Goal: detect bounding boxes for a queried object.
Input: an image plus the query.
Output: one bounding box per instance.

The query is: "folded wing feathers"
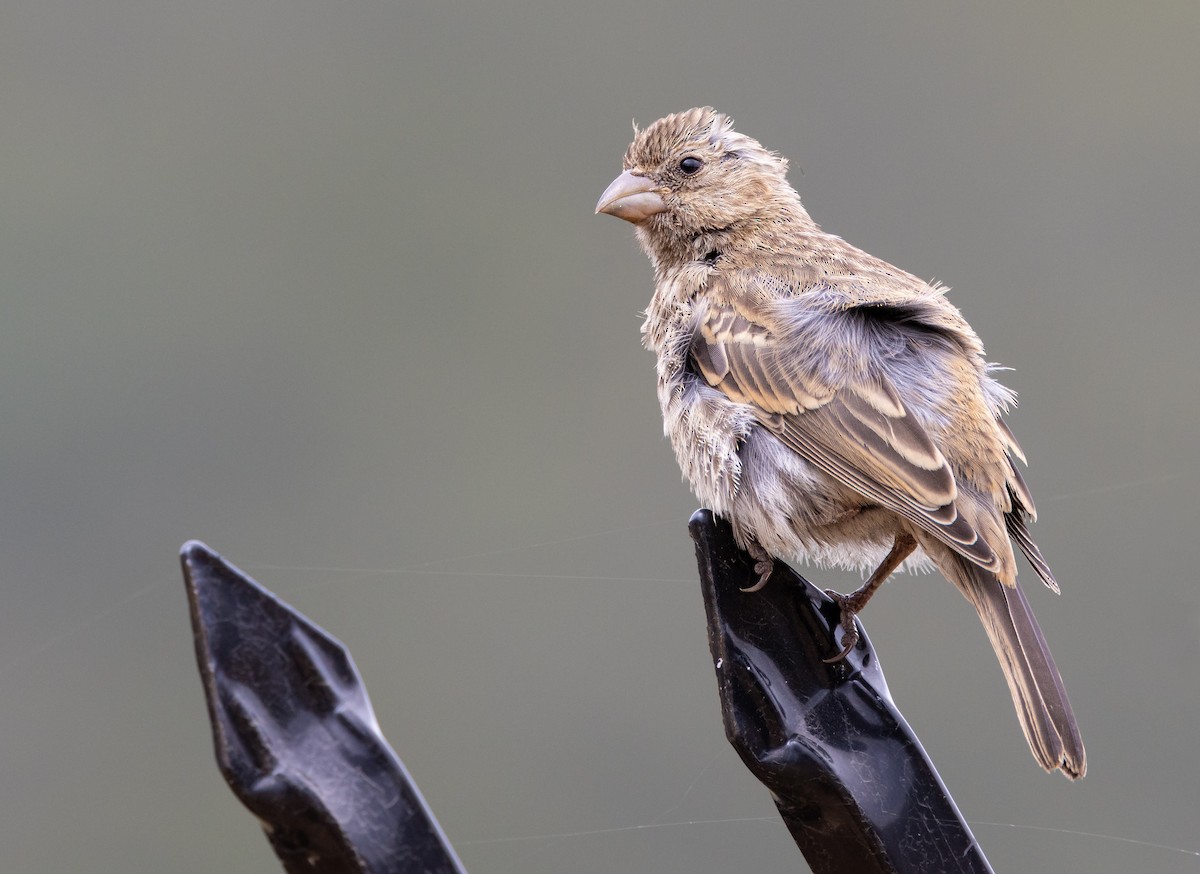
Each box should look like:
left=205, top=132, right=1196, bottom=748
left=1007, top=511, right=1060, bottom=593
left=692, top=301, right=1017, bottom=576
left=1005, top=453, right=1038, bottom=522
left=840, top=384, right=950, bottom=473
left=773, top=416, right=1000, bottom=571
left=996, top=416, right=1029, bottom=466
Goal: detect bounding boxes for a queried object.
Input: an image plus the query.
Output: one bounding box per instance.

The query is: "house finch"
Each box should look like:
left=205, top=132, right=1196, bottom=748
left=596, top=107, right=1085, bottom=779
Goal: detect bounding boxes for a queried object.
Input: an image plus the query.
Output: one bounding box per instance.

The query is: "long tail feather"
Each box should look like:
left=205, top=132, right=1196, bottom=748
left=953, top=556, right=1086, bottom=778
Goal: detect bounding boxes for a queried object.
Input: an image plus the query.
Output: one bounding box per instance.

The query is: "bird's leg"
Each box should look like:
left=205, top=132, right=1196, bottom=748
left=741, top=539, right=775, bottom=593
left=823, top=533, right=917, bottom=663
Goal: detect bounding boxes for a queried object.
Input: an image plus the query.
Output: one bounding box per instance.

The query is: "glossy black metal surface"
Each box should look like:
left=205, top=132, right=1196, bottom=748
left=181, top=540, right=468, bottom=874
left=689, top=510, right=994, bottom=874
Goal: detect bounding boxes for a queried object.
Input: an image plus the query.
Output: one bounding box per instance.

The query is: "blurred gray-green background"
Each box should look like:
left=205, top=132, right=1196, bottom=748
left=2, top=1, right=1197, bottom=871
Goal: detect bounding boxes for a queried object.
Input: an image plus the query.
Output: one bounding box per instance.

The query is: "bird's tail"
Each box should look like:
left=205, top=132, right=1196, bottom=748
left=953, top=556, right=1086, bottom=779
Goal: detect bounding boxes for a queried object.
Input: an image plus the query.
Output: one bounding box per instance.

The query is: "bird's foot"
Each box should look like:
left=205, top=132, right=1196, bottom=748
left=741, top=540, right=774, bottom=593
left=822, top=589, right=868, bottom=663
left=819, top=533, right=914, bottom=663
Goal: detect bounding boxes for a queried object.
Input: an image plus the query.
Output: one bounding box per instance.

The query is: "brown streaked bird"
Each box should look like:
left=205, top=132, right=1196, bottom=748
left=596, top=107, right=1085, bottom=779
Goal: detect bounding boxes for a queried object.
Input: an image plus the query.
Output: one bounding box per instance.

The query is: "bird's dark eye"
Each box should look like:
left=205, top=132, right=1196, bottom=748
left=679, top=156, right=703, bottom=176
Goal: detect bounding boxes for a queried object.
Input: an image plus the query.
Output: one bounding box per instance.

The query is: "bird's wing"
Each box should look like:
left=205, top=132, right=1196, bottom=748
left=691, top=296, right=1003, bottom=573
left=1002, top=446, right=1060, bottom=592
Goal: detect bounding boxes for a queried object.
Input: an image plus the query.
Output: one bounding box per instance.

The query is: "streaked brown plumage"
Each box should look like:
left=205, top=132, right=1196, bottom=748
left=596, top=107, right=1085, bottom=779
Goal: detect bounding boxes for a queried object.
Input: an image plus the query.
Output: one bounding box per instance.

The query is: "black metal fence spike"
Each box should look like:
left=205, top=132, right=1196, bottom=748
left=182, top=519, right=995, bottom=873
left=181, top=540, right=468, bottom=874
left=688, top=509, right=994, bottom=874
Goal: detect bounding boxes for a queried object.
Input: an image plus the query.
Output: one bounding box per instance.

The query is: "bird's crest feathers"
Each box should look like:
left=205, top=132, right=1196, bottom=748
left=624, top=107, right=787, bottom=178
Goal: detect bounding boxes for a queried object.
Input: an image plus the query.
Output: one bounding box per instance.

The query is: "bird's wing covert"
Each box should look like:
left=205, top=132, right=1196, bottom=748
left=691, top=297, right=1001, bottom=572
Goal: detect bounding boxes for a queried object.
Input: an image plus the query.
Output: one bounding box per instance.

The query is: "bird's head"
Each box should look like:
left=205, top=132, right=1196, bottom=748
left=596, top=107, right=801, bottom=262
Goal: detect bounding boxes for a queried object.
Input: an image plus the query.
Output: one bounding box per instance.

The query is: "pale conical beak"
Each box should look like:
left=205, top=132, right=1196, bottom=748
left=595, top=170, right=667, bottom=224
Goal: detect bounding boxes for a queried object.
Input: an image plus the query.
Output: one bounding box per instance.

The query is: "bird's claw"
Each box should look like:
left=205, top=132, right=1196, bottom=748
left=739, top=547, right=777, bottom=593
left=822, top=589, right=863, bottom=663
